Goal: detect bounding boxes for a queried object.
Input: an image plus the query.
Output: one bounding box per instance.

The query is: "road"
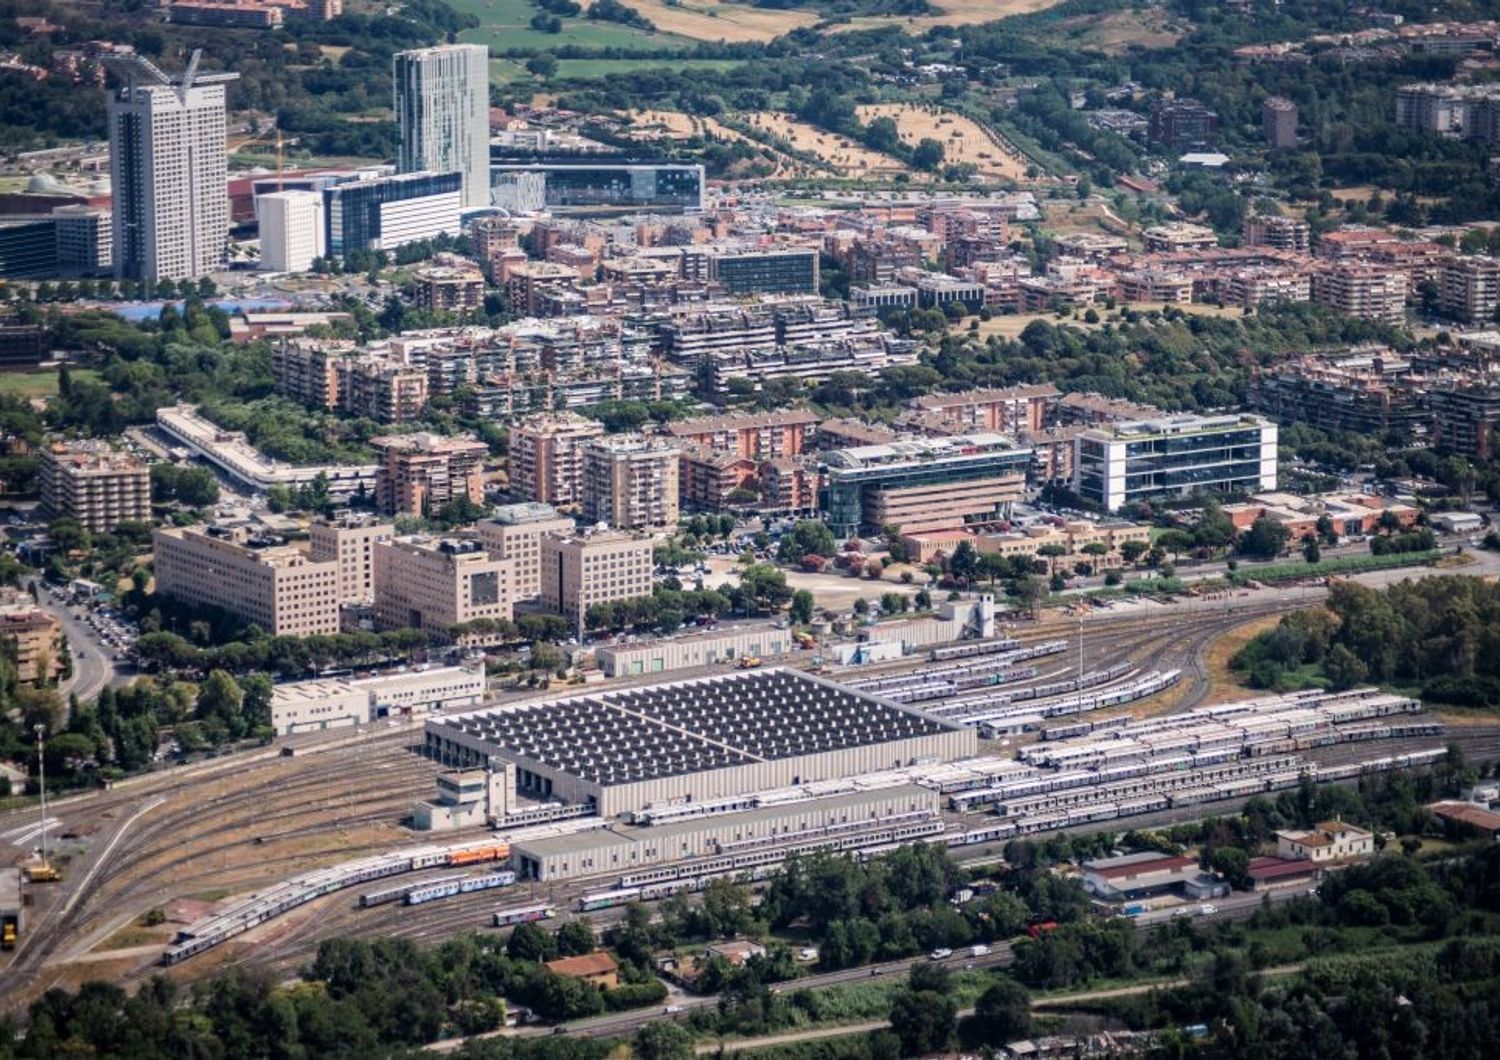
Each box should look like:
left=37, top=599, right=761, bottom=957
left=33, top=593, right=124, bottom=710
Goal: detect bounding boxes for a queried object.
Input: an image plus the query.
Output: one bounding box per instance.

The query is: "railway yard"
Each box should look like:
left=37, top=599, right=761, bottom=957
left=2, top=595, right=1497, bottom=1011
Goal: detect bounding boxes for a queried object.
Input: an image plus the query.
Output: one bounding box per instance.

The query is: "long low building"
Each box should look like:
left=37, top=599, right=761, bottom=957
left=595, top=625, right=795, bottom=677
left=424, top=668, right=975, bottom=817
left=510, top=784, right=939, bottom=881
left=156, top=404, right=378, bottom=499
left=271, top=665, right=486, bottom=736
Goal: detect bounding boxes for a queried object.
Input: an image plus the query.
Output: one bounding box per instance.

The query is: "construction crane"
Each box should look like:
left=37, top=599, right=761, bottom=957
left=232, top=127, right=301, bottom=187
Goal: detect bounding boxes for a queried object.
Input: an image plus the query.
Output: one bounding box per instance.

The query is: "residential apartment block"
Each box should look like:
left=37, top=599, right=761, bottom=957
left=508, top=413, right=606, bottom=506
left=373, top=536, right=515, bottom=634
left=911, top=384, right=1059, bottom=435
left=540, top=530, right=654, bottom=632
left=582, top=435, right=681, bottom=530
left=153, top=525, right=341, bottom=636
left=1438, top=255, right=1500, bottom=322
left=0, top=591, right=62, bottom=683
left=1431, top=386, right=1500, bottom=459
left=475, top=502, right=575, bottom=601
left=1311, top=262, right=1408, bottom=325
left=372, top=433, right=488, bottom=516
left=38, top=441, right=151, bottom=534
left=665, top=409, right=818, bottom=459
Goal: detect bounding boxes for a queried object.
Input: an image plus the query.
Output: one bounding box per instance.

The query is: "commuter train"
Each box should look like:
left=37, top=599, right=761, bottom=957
left=494, top=903, right=557, bottom=928
left=162, top=840, right=512, bottom=965
left=406, top=869, right=518, bottom=906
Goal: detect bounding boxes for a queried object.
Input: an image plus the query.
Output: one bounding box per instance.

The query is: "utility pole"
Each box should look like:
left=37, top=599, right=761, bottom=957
left=33, top=724, right=47, bottom=866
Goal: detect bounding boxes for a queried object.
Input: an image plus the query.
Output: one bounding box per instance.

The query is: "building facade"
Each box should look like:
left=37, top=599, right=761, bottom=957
left=37, top=441, right=151, bottom=534
left=258, top=190, right=325, bottom=273
left=581, top=435, right=681, bottom=530
left=153, top=525, right=341, bottom=636
left=489, top=160, right=705, bottom=214
left=1262, top=96, right=1298, bottom=148
left=323, top=171, right=462, bottom=259
left=540, top=530, right=653, bottom=631
left=393, top=44, right=490, bottom=210
left=508, top=413, right=605, bottom=506
left=1074, top=414, right=1278, bottom=511
left=307, top=514, right=394, bottom=605
left=372, top=432, right=488, bottom=516
left=373, top=536, right=515, bottom=634
left=475, top=502, right=575, bottom=601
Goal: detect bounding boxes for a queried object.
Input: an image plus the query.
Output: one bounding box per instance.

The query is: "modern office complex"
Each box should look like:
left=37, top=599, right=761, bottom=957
left=307, top=514, right=395, bottom=605
left=324, top=171, right=462, bottom=259
left=539, top=529, right=654, bottom=633
left=52, top=205, right=113, bottom=275
left=1073, top=414, right=1279, bottom=511
left=37, top=441, right=152, bottom=534
left=105, top=52, right=237, bottom=280
left=153, top=525, right=342, bottom=637
left=822, top=433, right=1034, bottom=536
left=372, top=536, right=515, bottom=634
left=258, top=190, right=325, bottom=273
left=489, top=158, right=705, bottom=214
left=424, top=668, right=972, bottom=819
left=393, top=44, right=490, bottom=210
left=475, top=503, right=575, bottom=602
left=708, top=247, right=819, bottom=296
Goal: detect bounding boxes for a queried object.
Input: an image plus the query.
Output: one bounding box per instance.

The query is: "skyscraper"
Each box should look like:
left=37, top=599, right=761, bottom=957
left=393, top=44, right=490, bottom=211
left=105, top=51, right=237, bottom=281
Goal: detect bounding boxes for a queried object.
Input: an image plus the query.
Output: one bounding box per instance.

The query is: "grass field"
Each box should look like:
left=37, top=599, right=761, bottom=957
left=744, top=111, right=907, bottom=177
left=557, top=57, right=751, bottom=77
left=830, top=0, right=1067, bottom=33
left=451, top=0, right=692, bottom=54
left=1053, top=7, right=1185, bottom=54
left=0, top=368, right=99, bottom=400
left=608, top=0, right=819, bottom=42
left=854, top=102, right=1029, bottom=179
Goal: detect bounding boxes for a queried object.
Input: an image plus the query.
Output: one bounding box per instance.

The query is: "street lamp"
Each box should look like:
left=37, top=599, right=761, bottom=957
left=33, top=723, right=47, bottom=867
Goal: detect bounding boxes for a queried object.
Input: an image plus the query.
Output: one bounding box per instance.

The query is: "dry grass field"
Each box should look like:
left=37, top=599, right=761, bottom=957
left=608, top=0, right=819, bottom=42
left=1052, top=7, right=1184, bottom=54
left=830, top=0, right=1066, bottom=33
left=630, top=109, right=800, bottom=176
left=855, top=102, right=1029, bottom=179
left=744, top=111, right=908, bottom=177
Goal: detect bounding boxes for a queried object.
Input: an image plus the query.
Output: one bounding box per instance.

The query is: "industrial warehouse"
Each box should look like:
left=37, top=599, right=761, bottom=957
left=423, top=668, right=976, bottom=818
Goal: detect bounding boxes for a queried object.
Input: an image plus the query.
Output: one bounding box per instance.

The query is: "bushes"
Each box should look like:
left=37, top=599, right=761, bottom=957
left=602, top=980, right=667, bottom=1011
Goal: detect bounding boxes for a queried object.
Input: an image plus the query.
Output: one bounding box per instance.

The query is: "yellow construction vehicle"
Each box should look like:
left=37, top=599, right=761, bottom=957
left=736, top=656, right=763, bottom=669
left=23, top=860, right=60, bottom=883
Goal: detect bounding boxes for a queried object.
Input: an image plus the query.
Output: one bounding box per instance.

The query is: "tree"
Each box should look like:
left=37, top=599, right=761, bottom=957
left=890, top=980, right=956, bottom=1056
left=1208, top=846, right=1252, bottom=889
left=1302, top=533, right=1322, bottom=564
left=634, top=1021, right=694, bottom=1060
left=949, top=540, right=980, bottom=588
left=789, top=589, right=814, bottom=625
left=195, top=670, right=243, bottom=741
left=912, top=138, right=946, bottom=171
left=776, top=520, right=836, bottom=563
left=738, top=564, right=792, bottom=615
left=962, top=977, right=1032, bottom=1048
left=1239, top=516, right=1292, bottom=560
left=1119, top=539, right=1150, bottom=566
left=507, top=921, right=557, bottom=962
left=525, top=55, right=558, bottom=78
left=555, top=919, right=596, bottom=957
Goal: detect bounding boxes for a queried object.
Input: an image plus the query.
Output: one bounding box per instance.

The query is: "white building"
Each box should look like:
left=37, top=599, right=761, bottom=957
left=393, top=43, right=490, bottom=210
left=257, top=190, right=325, bottom=273
left=270, top=664, right=486, bottom=736
left=1275, top=820, right=1374, bottom=863
left=106, top=52, right=237, bottom=281
left=53, top=205, right=112, bottom=275
left=1074, top=413, right=1279, bottom=512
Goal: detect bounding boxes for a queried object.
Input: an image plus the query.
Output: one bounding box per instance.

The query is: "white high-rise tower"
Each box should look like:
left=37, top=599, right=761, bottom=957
left=105, top=51, right=238, bottom=282
left=393, top=43, right=490, bottom=211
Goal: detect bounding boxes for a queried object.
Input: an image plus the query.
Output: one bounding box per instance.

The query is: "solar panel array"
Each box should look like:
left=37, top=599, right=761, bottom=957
left=433, top=669, right=954, bottom=787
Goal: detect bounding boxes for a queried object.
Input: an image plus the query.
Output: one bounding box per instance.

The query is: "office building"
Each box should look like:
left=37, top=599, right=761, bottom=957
left=307, top=514, right=394, bottom=604
left=822, top=433, right=1033, bottom=536
left=475, top=502, right=574, bottom=601
left=582, top=435, right=680, bottom=530
left=165, top=2, right=284, bottom=28
left=489, top=159, right=705, bottom=214
left=372, top=432, right=488, bottom=516
left=323, top=170, right=461, bottom=259
left=393, top=44, right=490, bottom=210
left=52, top=205, right=112, bottom=275
left=1439, top=255, right=1500, bottom=322
left=37, top=441, right=151, bottom=534
left=1262, top=96, right=1298, bottom=148
left=1074, top=413, right=1278, bottom=511
left=373, top=536, right=515, bottom=634
left=107, top=52, right=237, bottom=281
left=153, top=524, right=341, bottom=636
left=1147, top=98, right=1218, bottom=151
left=0, top=326, right=48, bottom=370
left=258, top=190, right=325, bottom=273
left=539, top=529, right=653, bottom=632
left=508, top=413, right=605, bottom=506
left=708, top=246, right=819, bottom=296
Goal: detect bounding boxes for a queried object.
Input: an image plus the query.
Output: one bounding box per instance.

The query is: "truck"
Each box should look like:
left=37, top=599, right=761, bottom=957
left=969, top=944, right=992, bottom=957
left=736, top=656, right=762, bottom=669
left=1121, top=903, right=1147, bottom=918
left=1026, top=921, right=1060, bottom=938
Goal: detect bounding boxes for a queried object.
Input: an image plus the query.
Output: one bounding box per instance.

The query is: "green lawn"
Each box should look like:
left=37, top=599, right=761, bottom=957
left=450, top=0, right=693, bottom=56
left=555, top=57, right=750, bottom=78
left=0, top=368, right=99, bottom=400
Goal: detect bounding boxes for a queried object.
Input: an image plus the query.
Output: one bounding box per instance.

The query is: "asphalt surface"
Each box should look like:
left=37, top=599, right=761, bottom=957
left=36, top=596, right=124, bottom=709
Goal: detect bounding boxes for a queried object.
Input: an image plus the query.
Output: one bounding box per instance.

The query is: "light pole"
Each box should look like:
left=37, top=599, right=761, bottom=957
left=33, top=724, right=47, bottom=866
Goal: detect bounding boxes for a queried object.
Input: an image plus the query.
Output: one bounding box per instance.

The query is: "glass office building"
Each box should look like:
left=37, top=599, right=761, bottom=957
left=1074, top=414, right=1278, bottom=511
left=822, top=433, right=1034, bottom=536
left=323, top=171, right=462, bottom=258
left=710, top=248, right=819, bottom=297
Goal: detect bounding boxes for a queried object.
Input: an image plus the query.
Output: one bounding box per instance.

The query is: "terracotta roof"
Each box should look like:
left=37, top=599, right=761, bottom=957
left=1432, top=802, right=1500, bottom=832
left=544, top=952, right=618, bottom=978
left=1088, top=855, right=1196, bottom=880
left=1248, top=856, right=1318, bottom=880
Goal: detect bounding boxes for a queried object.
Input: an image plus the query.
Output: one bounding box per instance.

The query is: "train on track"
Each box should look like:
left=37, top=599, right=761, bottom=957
left=494, top=903, right=557, bottom=928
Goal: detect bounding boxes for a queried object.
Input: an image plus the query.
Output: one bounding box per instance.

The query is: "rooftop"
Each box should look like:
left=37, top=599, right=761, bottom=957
left=1247, top=856, right=1320, bottom=880
left=1431, top=801, right=1500, bottom=832
left=823, top=432, right=1029, bottom=471
left=429, top=669, right=957, bottom=788
left=544, top=952, right=618, bottom=978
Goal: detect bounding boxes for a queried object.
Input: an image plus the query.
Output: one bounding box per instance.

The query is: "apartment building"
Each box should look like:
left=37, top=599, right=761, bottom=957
left=308, top=514, right=394, bottom=605
left=540, top=530, right=654, bottom=632
left=505, top=261, right=579, bottom=315
left=1431, top=386, right=1500, bottom=459
left=707, top=246, right=819, bottom=296
left=1249, top=352, right=1429, bottom=441
left=414, top=261, right=485, bottom=312
left=1262, top=97, right=1298, bottom=148
left=1074, top=414, right=1278, bottom=512
left=679, top=445, right=758, bottom=511
left=1439, top=255, right=1500, bottom=322
left=1311, top=263, right=1408, bottom=325
left=1223, top=267, right=1312, bottom=308
left=823, top=433, right=1034, bottom=536
left=1242, top=215, right=1310, bottom=253
left=1147, top=98, right=1218, bottom=150
left=38, top=441, right=152, bottom=534
left=1142, top=223, right=1218, bottom=253
left=0, top=591, right=62, bottom=683
left=271, top=339, right=346, bottom=409
left=582, top=435, right=681, bottom=530
left=153, top=525, right=341, bottom=636
left=372, top=433, right=488, bottom=516
left=665, top=409, right=819, bottom=459
left=393, top=44, right=490, bottom=210
left=508, top=413, right=606, bottom=506
left=475, top=502, right=575, bottom=601
left=374, top=536, right=515, bottom=635
left=911, top=384, right=1059, bottom=435
left=760, top=456, right=821, bottom=515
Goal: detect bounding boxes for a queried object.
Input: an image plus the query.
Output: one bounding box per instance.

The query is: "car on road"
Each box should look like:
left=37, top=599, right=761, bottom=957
left=869, top=966, right=886, bottom=976
left=928, top=948, right=953, bottom=961
left=1199, top=904, right=1218, bottom=916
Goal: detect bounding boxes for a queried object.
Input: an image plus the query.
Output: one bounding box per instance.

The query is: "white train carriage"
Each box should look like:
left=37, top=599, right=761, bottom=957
left=494, top=904, right=557, bottom=928
left=1386, top=720, right=1444, bottom=738
left=1116, top=795, right=1171, bottom=816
